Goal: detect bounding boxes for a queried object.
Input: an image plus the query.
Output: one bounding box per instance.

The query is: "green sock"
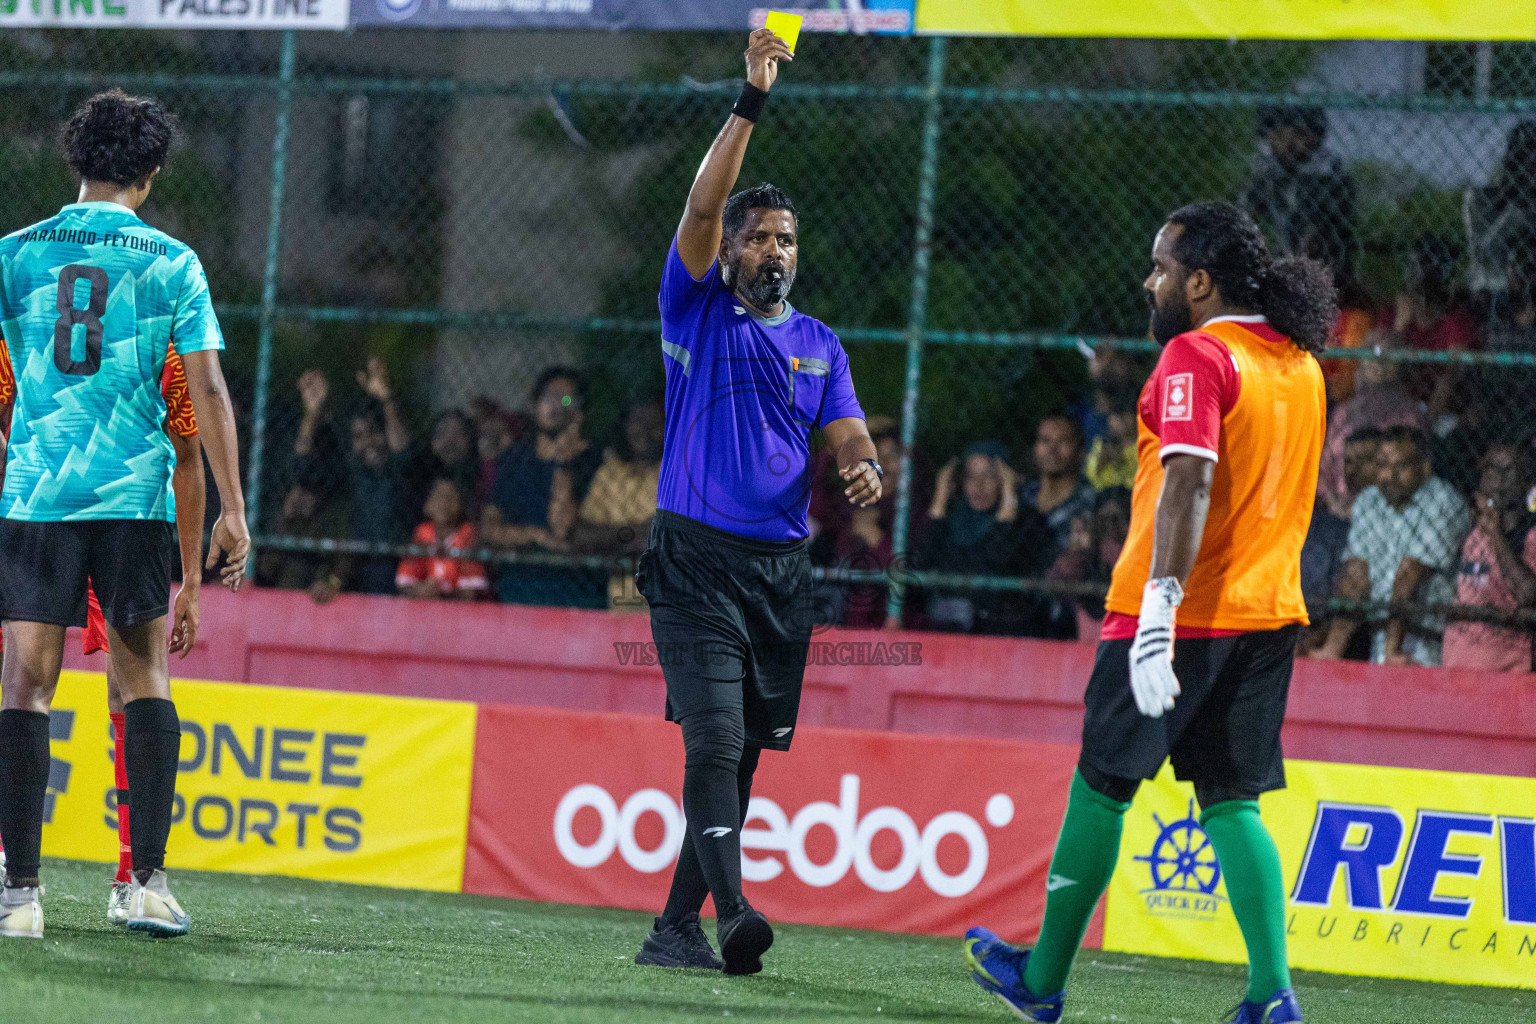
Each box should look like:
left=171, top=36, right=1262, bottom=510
left=1201, top=800, right=1292, bottom=1002
left=1023, top=770, right=1131, bottom=998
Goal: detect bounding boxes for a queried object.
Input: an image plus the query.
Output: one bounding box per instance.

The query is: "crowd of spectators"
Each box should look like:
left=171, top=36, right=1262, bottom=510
left=257, top=347, right=1139, bottom=642
left=1253, top=110, right=1536, bottom=671
left=252, top=112, right=1536, bottom=672
left=259, top=361, right=663, bottom=613
left=824, top=412, right=1133, bottom=642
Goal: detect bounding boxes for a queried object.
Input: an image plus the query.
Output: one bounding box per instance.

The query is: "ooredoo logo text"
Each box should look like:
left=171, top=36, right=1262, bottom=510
left=553, top=774, right=1016, bottom=898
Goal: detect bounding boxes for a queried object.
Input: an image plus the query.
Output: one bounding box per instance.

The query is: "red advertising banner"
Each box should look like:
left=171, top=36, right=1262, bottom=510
left=465, top=704, right=1100, bottom=945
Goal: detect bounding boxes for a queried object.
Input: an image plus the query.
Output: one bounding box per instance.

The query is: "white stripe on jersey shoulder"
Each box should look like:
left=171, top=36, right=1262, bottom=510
left=1160, top=443, right=1218, bottom=463
left=1200, top=314, right=1267, bottom=327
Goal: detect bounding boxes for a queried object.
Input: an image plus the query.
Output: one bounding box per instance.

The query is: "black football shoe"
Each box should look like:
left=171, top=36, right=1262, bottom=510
left=634, top=913, right=724, bottom=970
left=717, top=905, right=774, bottom=976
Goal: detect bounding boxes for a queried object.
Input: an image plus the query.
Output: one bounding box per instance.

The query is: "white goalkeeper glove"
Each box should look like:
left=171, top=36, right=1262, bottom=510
left=1129, top=576, right=1183, bottom=719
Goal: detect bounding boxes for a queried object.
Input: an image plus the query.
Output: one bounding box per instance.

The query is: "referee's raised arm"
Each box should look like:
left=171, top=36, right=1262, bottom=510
left=674, top=28, right=793, bottom=278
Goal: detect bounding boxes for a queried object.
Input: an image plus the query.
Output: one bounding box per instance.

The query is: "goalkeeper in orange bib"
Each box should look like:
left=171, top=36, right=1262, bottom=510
left=964, top=202, right=1335, bottom=1024
left=0, top=342, right=206, bottom=926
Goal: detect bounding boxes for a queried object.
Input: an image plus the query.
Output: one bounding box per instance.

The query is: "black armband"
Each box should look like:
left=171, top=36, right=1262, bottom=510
left=732, top=82, right=769, bottom=123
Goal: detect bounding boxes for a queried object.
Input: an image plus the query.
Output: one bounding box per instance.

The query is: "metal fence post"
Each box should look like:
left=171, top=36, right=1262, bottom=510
left=886, top=35, right=946, bottom=624
left=244, top=29, right=297, bottom=574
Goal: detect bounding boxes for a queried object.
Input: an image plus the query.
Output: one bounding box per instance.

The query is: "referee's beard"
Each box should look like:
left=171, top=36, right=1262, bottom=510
left=727, top=256, right=796, bottom=312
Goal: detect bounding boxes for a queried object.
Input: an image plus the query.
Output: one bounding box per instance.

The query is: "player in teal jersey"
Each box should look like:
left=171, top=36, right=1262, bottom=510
left=0, top=91, right=250, bottom=940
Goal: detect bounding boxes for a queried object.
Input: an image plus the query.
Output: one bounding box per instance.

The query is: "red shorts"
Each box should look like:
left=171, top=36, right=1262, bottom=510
left=0, top=585, right=109, bottom=656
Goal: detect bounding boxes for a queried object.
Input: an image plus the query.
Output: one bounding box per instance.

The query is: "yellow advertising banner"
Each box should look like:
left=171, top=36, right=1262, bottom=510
left=917, top=1, right=1536, bottom=42
left=42, top=672, right=476, bottom=892
left=1105, top=760, right=1536, bottom=989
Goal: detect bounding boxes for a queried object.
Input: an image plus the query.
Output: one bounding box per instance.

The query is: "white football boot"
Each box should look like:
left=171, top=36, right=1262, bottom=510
left=0, top=885, right=43, bottom=939
left=127, top=869, right=189, bottom=937
left=108, top=880, right=133, bottom=925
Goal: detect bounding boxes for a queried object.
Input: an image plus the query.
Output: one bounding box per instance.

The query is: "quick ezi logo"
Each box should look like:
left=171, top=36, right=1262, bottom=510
left=1134, top=798, right=1225, bottom=921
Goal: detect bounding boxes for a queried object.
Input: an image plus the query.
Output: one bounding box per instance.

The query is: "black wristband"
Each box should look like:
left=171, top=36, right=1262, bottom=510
left=861, top=457, right=884, bottom=480
left=733, top=82, right=769, bottom=123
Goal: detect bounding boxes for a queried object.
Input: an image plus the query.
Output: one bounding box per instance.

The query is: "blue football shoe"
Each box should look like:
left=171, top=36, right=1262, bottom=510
left=1224, top=988, right=1303, bottom=1023
left=962, top=927, right=1064, bottom=1022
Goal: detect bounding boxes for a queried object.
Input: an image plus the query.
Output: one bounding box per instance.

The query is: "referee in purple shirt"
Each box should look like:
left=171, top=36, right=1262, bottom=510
left=631, top=29, right=883, bottom=977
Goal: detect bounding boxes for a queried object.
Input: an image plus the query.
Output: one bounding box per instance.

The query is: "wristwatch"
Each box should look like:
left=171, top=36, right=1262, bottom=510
left=861, top=457, right=884, bottom=480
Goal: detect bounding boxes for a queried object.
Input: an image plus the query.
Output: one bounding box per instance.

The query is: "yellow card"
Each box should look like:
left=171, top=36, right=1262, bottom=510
left=764, top=11, right=803, bottom=54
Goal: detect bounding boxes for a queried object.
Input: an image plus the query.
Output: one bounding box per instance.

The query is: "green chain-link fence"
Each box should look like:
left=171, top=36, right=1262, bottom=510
left=6, top=30, right=1536, bottom=668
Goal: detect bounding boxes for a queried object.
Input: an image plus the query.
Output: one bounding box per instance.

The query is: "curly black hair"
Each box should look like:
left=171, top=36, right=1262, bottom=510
left=61, top=89, right=178, bottom=187
left=1166, top=201, right=1338, bottom=354
left=723, top=182, right=797, bottom=239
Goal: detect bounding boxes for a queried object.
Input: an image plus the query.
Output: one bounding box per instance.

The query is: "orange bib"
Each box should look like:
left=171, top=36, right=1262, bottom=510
left=1104, top=320, right=1325, bottom=632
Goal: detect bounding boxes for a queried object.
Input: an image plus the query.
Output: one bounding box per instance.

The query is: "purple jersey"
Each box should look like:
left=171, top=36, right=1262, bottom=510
left=657, top=237, right=864, bottom=541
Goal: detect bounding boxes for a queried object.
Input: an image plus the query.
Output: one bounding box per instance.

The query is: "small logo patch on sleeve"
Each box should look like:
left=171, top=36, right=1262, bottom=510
left=1163, top=372, right=1193, bottom=422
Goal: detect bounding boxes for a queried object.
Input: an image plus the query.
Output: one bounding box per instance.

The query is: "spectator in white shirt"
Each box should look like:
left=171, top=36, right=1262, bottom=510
left=1310, top=426, right=1471, bottom=666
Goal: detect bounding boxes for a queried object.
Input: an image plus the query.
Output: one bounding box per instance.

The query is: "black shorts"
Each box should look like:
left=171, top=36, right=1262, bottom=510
left=637, top=510, right=815, bottom=752
left=0, top=518, right=176, bottom=632
left=1080, top=624, right=1300, bottom=795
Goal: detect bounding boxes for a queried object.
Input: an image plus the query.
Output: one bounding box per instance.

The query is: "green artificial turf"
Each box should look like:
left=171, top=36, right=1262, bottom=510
left=0, top=858, right=1529, bottom=1023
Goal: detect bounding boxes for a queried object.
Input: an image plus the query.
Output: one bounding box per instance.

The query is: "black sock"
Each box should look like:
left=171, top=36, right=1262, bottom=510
left=124, top=697, right=180, bottom=879
left=662, top=744, right=763, bottom=924
left=681, top=766, right=743, bottom=917
left=0, top=710, right=50, bottom=884
left=673, top=708, right=749, bottom=920
left=662, top=833, right=709, bottom=925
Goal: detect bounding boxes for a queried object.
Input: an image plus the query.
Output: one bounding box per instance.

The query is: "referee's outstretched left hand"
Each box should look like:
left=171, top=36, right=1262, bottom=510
left=840, top=460, right=883, bottom=507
